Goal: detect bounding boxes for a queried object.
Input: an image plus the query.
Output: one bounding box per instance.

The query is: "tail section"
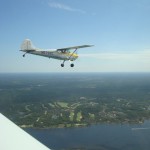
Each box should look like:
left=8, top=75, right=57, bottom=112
left=20, top=39, right=36, bottom=51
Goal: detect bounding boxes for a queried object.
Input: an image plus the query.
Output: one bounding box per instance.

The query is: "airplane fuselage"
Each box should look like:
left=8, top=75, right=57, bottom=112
left=21, top=50, right=78, bottom=61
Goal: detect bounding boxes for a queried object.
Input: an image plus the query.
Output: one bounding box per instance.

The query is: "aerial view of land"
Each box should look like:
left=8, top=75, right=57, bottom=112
left=0, top=73, right=150, bottom=128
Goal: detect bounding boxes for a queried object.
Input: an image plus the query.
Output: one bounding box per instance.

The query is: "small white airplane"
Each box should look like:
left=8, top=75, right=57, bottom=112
left=20, top=39, right=93, bottom=67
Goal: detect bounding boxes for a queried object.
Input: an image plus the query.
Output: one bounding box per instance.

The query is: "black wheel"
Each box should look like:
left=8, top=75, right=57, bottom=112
left=70, top=64, right=74, bottom=67
left=61, top=64, right=64, bottom=67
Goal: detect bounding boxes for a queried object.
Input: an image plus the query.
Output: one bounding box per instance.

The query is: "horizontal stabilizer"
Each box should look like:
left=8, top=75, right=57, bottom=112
left=20, top=49, right=36, bottom=52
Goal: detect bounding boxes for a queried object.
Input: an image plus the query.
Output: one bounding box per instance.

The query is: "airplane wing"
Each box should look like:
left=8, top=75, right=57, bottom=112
left=0, top=113, right=51, bottom=150
left=57, top=45, right=94, bottom=51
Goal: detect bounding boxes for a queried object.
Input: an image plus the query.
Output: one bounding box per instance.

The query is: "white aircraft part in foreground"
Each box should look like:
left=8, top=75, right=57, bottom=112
left=0, top=113, right=51, bottom=150
left=20, top=39, right=93, bottom=67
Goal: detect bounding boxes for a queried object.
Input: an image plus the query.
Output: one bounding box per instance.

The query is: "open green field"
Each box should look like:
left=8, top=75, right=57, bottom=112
left=57, top=102, right=68, bottom=108
left=69, top=112, right=74, bottom=121
left=76, top=112, right=82, bottom=122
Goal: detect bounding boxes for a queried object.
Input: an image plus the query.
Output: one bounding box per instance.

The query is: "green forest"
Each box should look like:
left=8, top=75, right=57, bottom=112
left=0, top=73, right=150, bottom=128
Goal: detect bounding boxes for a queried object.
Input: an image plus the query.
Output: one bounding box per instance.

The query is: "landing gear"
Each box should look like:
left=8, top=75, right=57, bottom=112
left=61, top=60, right=65, bottom=67
left=23, top=52, right=28, bottom=57
left=61, top=60, right=74, bottom=67
left=70, top=64, right=74, bottom=67
left=60, top=63, right=74, bottom=67
left=61, top=63, right=64, bottom=67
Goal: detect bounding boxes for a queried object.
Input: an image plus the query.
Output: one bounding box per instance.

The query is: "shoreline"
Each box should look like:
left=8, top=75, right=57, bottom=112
left=20, top=120, right=146, bottom=129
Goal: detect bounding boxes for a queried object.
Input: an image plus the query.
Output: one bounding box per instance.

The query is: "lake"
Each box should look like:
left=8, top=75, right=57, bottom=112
left=26, top=121, right=150, bottom=150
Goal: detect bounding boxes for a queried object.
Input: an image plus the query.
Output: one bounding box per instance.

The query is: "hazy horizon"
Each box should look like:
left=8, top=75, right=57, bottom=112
left=1, top=0, right=150, bottom=73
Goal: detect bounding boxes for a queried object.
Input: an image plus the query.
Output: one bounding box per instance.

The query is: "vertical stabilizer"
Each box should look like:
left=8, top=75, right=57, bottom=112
left=21, top=39, right=36, bottom=50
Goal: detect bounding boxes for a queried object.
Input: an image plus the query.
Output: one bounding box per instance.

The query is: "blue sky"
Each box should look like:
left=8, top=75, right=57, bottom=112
left=0, top=0, right=150, bottom=72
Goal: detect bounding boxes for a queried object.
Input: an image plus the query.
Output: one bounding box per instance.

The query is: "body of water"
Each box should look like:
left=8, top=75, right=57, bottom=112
left=26, top=121, right=150, bottom=150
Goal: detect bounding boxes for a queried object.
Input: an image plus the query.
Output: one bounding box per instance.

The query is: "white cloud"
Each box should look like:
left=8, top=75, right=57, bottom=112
left=79, top=50, right=150, bottom=72
left=48, top=1, right=86, bottom=14
left=80, top=50, right=150, bottom=62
